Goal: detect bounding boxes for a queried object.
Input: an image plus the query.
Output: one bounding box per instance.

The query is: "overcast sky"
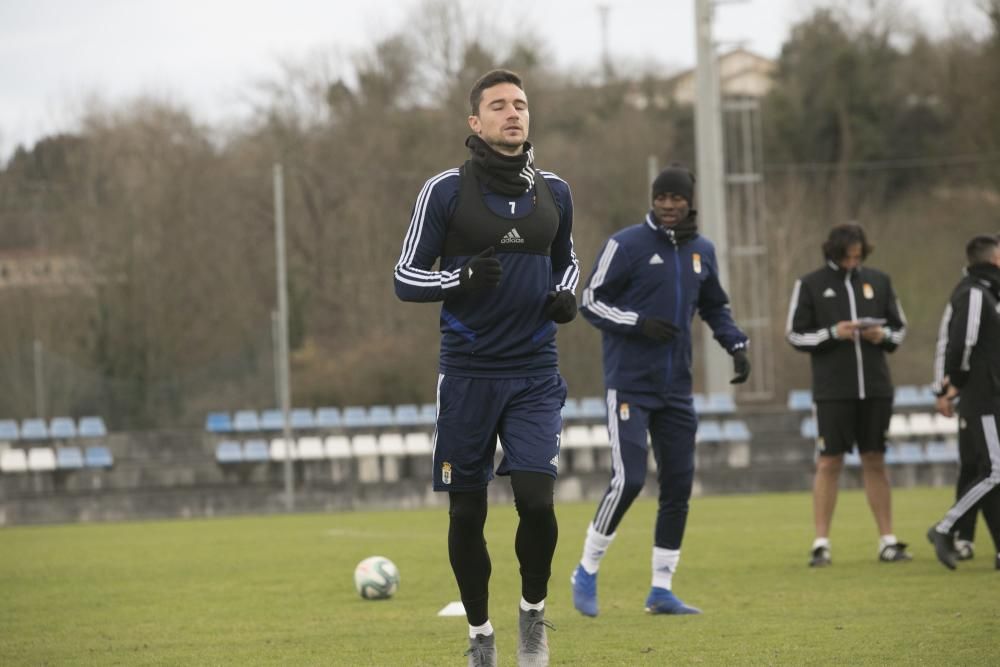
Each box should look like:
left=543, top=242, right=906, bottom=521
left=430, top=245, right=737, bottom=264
left=0, top=0, right=991, bottom=160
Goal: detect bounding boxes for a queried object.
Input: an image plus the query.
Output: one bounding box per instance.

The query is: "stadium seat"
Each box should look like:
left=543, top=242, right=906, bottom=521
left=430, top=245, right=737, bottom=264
left=269, top=438, right=297, bottom=461
left=315, top=407, right=342, bottom=429
left=205, top=412, right=233, bottom=433
left=703, top=392, right=736, bottom=415
left=27, top=447, right=57, bottom=471
left=925, top=440, right=959, bottom=463
left=403, top=432, right=432, bottom=456
left=696, top=420, right=724, bottom=443
left=342, top=406, right=369, bottom=429
left=259, top=409, right=284, bottom=431
left=324, top=435, right=352, bottom=460
left=84, top=446, right=113, bottom=468
left=56, top=446, right=84, bottom=469
left=233, top=410, right=260, bottom=433
left=378, top=433, right=406, bottom=482
left=215, top=440, right=243, bottom=464
left=787, top=389, right=813, bottom=411
left=800, top=417, right=818, bottom=439
left=722, top=419, right=751, bottom=443
left=589, top=425, right=610, bottom=446
left=562, top=425, right=594, bottom=449
left=845, top=450, right=861, bottom=467
left=78, top=416, right=107, bottom=438
left=290, top=408, right=316, bottom=430
left=296, top=436, right=324, bottom=460
left=908, top=413, right=936, bottom=437
left=693, top=393, right=708, bottom=413
left=895, top=442, right=925, bottom=464
left=932, top=414, right=958, bottom=436
left=0, top=448, right=28, bottom=473
left=393, top=404, right=421, bottom=427
left=20, top=419, right=48, bottom=441
left=888, top=414, right=911, bottom=439
left=0, top=419, right=19, bottom=441
left=49, top=417, right=77, bottom=439
left=579, top=397, right=607, bottom=419
left=242, top=439, right=270, bottom=462
left=418, top=403, right=437, bottom=425
left=367, top=405, right=395, bottom=427
left=561, top=398, right=581, bottom=421
left=351, top=434, right=380, bottom=483
left=894, top=385, right=921, bottom=407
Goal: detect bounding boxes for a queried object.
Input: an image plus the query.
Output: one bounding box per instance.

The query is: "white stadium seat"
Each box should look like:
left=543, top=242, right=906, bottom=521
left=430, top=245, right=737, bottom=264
left=269, top=437, right=297, bottom=460
left=324, top=435, right=352, bottom=460
left=27, top=447, right=57, bottom=471
left=404, top=432, right=433, bottom=456
left=297, top=437, right=325, bottom=460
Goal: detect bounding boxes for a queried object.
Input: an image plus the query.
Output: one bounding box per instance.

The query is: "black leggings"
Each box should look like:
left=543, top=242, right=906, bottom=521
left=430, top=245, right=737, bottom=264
left=447, top=471, right=557, bottom=625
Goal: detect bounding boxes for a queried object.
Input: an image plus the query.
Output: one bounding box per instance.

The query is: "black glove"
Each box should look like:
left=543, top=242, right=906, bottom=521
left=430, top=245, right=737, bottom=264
left=544, top=290, right=577, bottom=323
left=730, top=349, right=751, bottom=384
left=458, top=247, right=502, bottom=292
left=639, top=317, right=680, bottom=342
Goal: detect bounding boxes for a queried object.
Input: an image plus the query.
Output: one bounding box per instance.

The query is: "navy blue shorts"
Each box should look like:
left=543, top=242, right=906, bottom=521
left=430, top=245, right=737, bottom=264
left=431, top=373, right=567, bottom=492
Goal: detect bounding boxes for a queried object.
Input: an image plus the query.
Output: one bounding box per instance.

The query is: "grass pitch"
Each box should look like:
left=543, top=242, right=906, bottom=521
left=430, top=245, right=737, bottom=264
left=1, top=486, right=997, bottom=665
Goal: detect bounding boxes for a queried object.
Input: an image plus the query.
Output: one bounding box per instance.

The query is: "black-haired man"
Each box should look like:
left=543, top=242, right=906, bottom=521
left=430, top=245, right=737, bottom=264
left=570, top=164, right=750, bottom=618
left=928, top=234, right=1000, bottom=571
left=394, top=69, right=578, bottom=666
left=786, top=223, right=911, bottom=567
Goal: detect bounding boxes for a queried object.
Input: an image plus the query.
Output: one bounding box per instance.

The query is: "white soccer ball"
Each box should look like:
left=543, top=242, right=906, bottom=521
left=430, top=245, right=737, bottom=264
left=353, top=555, right=400, bottom=600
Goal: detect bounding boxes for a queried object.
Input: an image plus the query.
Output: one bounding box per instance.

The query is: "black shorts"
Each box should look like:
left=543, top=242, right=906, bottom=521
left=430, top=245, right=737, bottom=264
left=814, top=398, right=893, bottom=457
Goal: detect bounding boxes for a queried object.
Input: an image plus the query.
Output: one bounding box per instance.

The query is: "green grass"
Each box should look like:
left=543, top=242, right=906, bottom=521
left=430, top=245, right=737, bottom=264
left=1, top=486, right=997, bottom=665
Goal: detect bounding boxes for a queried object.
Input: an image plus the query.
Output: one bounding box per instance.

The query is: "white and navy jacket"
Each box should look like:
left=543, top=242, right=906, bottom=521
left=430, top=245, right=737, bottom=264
left=581, top=213, right=748, bottom=395
left=393, top=166, right=578, bottom=377
left=933, top=266, right=1000, bottom=416
left=786, top=262, right=906, bottom=401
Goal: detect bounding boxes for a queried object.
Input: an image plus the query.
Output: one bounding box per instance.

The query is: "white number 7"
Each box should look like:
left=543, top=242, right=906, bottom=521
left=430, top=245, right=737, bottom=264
left=508, top=201, right=516, bottom=214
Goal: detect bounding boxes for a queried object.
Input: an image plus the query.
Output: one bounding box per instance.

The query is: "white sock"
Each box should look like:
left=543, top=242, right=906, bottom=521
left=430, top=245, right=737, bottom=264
left=879, top=534, right=898, bottom=549
left=520, top=597, right=544, bottom=612
left=580, top=522, right=615, bottom=574
left=469, top=620, right=493, bottom=639
left=651, top=546, right=680, bottom=591
left=812, top=537, right=830, bottom=550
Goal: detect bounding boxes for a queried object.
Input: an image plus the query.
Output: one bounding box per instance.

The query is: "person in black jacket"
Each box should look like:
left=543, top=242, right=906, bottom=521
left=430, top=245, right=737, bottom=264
left=786, top=223, right=912, bottom=567
left=927, top=234, right=1000, bottom=571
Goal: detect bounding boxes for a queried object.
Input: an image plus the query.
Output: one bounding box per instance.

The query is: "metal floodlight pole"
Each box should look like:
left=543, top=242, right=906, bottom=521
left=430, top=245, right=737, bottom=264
left=273, top=164, right=294, bottom=511
left=33, top=338, right=46, bottom=419
left=694, top=0, right=733, bottom=396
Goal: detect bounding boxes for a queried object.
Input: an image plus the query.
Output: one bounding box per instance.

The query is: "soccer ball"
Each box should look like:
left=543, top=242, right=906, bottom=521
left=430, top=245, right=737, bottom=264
left=353, top=556, right=400, bottom=600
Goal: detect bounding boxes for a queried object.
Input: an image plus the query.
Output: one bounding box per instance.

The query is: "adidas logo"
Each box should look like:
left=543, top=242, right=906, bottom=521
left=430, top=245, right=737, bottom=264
left=649, top=253, right=664, bottom=265
left=822, top=288, right=836, bottom=298
left=501, top=228, right=525, bottom=245
left=549, top=454, right=559, bottom=469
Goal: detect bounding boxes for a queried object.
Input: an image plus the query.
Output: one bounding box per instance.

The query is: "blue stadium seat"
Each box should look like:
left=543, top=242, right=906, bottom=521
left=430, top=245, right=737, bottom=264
left=693, top=393, right=708, bottom=413
left=84, top=446, right=113, bottom=468
left=702, top=392, right=736, bottom=415
left=205, top=412, right=233, bottom=433
left=242, top=439, right=270, bottom=462
left=78, top=416, right=108, bottom=438
left=393, top=404, right=421, bottom=426
left=56, top=446, right=84, bottom=469
left=20, top=419, right=48, bottom=440
left=800, top=417, right=818, bottom=439
left=315, top=407, right=342, bottom=429
left=0, top=419, right=18, bottom=441
left=722, top=419, right=751, bottom=442
left=925, top=440, right=959, bottom=463
left=290, top=408, right=316, bottom=430
left=342, top=406, right=369, bottom=429
left=367, top=405, right=395, bottom=427
left=578, top=397, right=607, bottom=419
left=418, top=403, right=437, bottom=425
left=895, top=442, right=926, bottom=464
left=697, top=420, right=724, bottom=443
left=215, top=440, right=243, bottom=464
left=49, top=417, right=77, bottom=439
left=232, top=410, right=260, bottom=432
left=894, top=385, right=921, bottom=407
left=259, top=409, right=284, bottom=431
left=561, top=398, right=581, bottom=421
left=787, top=389, right=813, bottom=411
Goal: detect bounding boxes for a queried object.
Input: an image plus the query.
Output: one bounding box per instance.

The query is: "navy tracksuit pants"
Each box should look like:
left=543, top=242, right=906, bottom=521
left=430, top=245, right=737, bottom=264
left=590, top=389, right=697, bottom=549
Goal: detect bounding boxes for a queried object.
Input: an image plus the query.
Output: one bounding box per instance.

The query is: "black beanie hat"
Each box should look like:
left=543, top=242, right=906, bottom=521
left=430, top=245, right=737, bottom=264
left=651, top=164, right=695, bottom=204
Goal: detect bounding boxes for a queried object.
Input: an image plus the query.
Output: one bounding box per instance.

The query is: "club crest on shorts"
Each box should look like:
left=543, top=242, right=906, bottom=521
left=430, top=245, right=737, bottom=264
left=692, top=253, right=702, bottom=274
left=863, top=283, right=874, bottom=299
left=441, top=461, right=452, bottom=485
left=619, top=402, right=630, bottom=421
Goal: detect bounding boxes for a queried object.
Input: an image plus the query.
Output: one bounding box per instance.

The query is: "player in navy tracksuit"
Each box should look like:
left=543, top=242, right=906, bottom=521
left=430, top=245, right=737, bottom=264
left=570, top=165, right=750, bottom=617
left=393, top=70, right=577, bottom=667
